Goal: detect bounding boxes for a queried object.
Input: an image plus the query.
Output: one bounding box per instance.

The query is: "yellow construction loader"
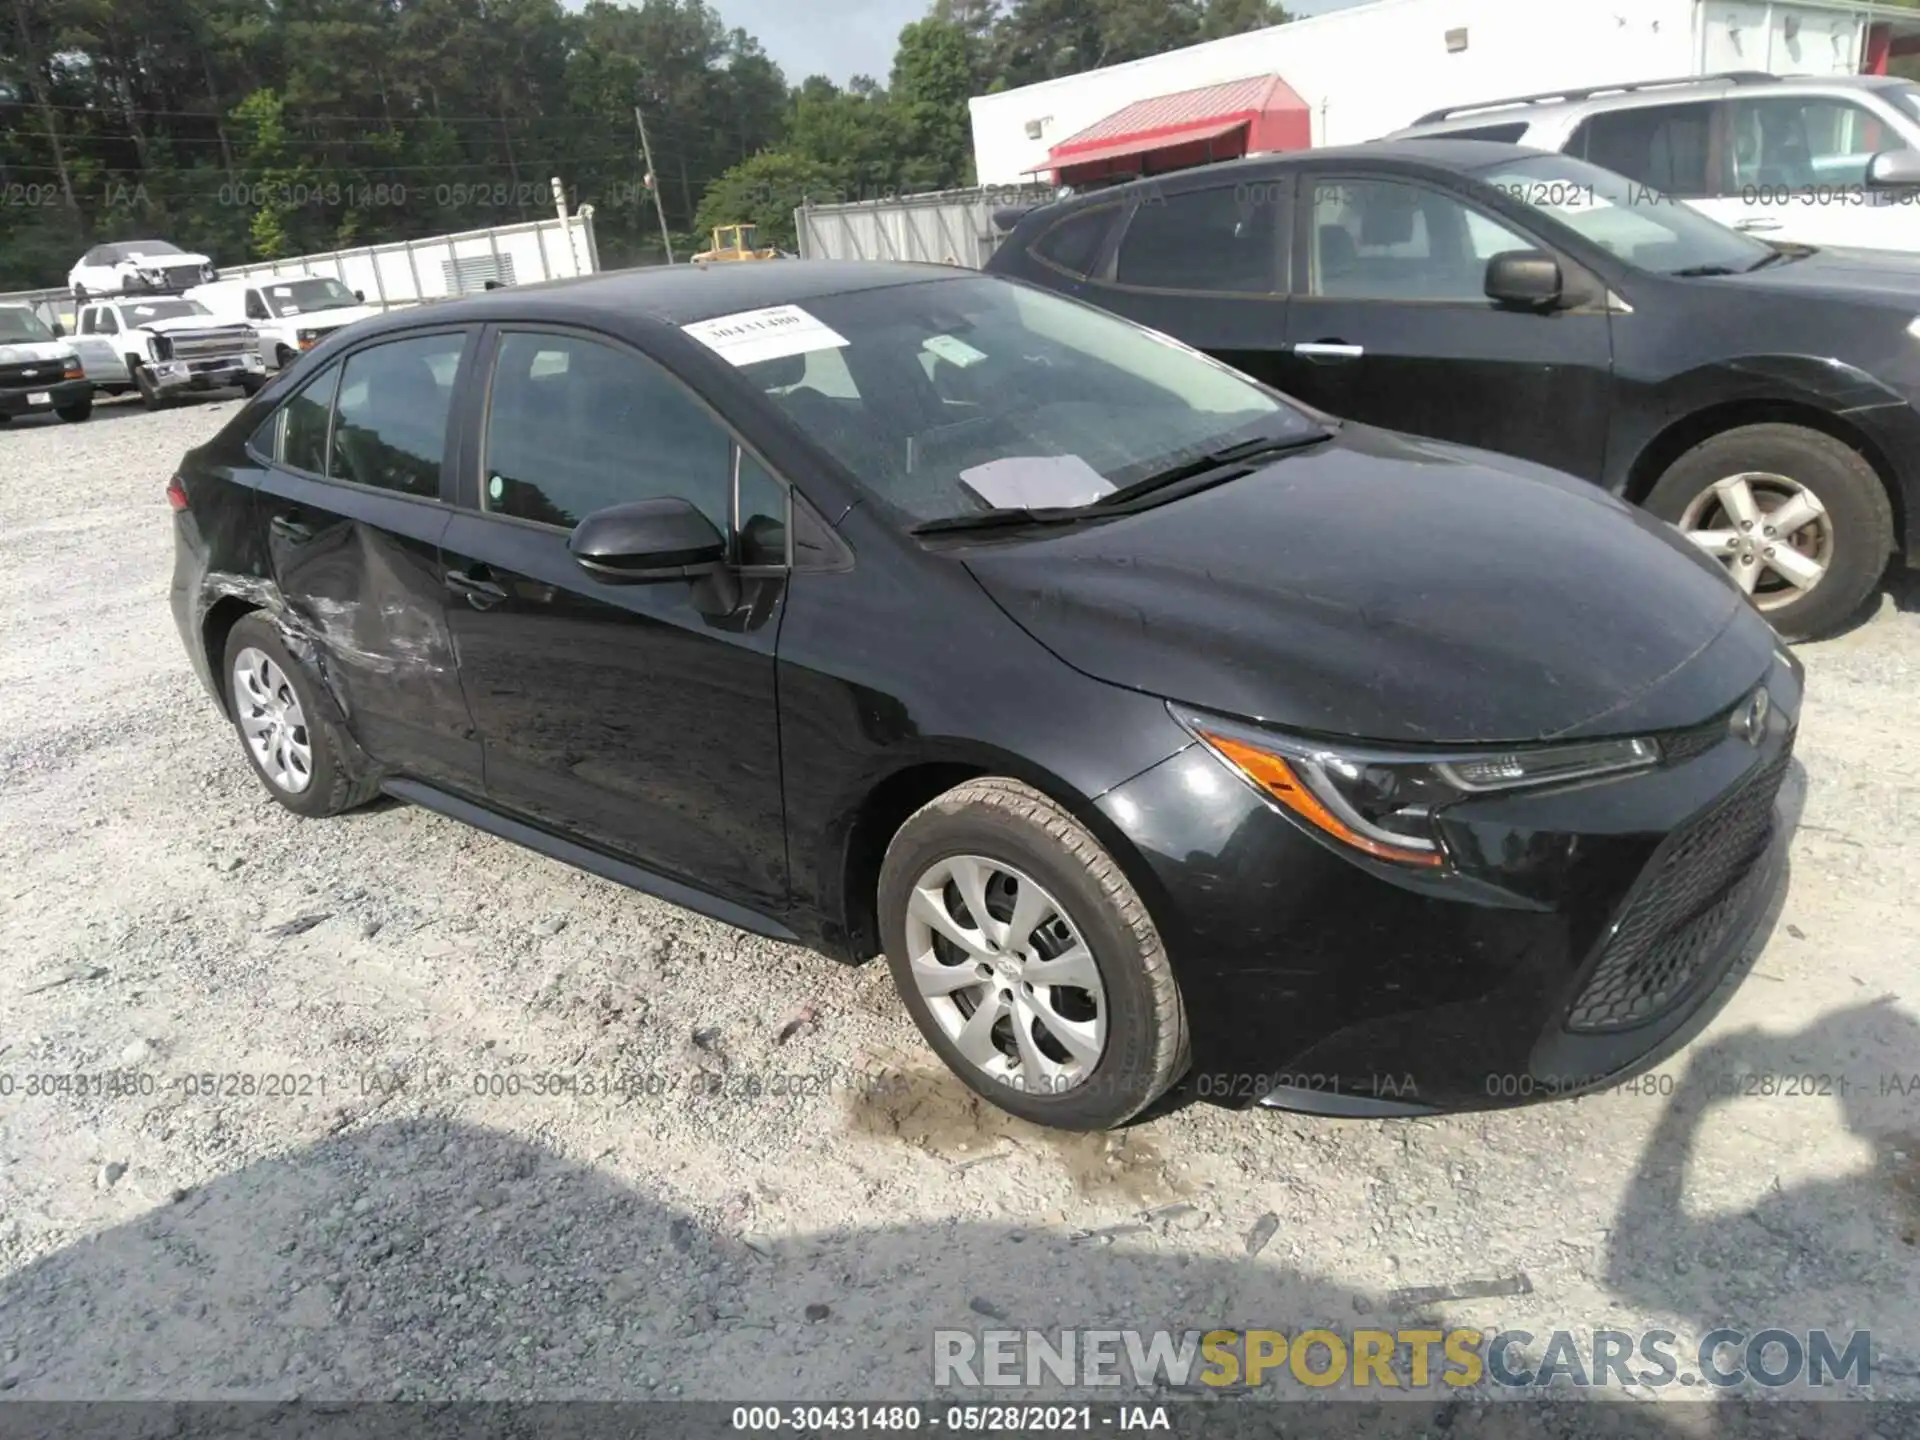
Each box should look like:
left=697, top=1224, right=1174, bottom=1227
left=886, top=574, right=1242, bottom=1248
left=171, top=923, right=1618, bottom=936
left=692, top=224, right=778, bottom=263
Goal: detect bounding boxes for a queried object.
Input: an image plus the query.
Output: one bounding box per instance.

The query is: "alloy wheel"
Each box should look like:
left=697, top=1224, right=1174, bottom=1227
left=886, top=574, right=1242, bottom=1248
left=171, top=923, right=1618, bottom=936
left=1677, top=471, right=1832, bottom=610
left=231, top=647, right=313, bottom=794
left=902, top=854, right=1107, bottom=1095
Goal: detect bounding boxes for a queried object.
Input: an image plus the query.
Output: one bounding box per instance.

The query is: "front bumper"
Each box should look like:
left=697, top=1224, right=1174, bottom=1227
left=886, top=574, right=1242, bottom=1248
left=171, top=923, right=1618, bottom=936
left=1097, top=651, right=1801, bottom=1115
left=0, top=377, right=91, bottom=416
left=148, top=356, right=264, bottom=395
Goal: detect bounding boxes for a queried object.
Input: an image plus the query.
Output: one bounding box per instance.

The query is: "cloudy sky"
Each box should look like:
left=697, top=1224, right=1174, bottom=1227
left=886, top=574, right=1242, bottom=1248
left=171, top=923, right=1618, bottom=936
left=707, top=0, right=1370, bottom=87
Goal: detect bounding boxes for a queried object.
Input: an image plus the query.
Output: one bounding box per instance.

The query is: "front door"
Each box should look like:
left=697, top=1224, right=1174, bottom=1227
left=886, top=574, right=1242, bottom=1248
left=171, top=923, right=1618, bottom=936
left=253, top=328, right=483, bottom=790
left=1275, top=172, right=1615, bottom=481
left=439, top=326, right=790, bottom=912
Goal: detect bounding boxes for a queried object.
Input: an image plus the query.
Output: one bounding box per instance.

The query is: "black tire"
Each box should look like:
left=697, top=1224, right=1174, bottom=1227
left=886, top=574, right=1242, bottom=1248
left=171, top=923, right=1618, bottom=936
left=56, top=399, right=92, bottom=423
left=877, top=777, right=1187, bottom=1131
left=239, top=375, right=266, bottom=396
left=275, top=345, right=297, bottom=371
left=133, top=364, right=167, bottom=411
left=72, top=284, right=88, bottom=303
left=221, top=613, right=379, bottom=818
left=1643, top=423, right=1894, bottom=642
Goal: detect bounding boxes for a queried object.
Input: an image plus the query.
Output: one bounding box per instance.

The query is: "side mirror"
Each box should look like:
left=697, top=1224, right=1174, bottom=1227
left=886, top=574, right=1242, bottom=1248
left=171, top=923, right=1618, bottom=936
left=1485, top=250, right=1563, bottom=309
left=1865, top=149, right=1920, bottom=189
left=354, top=289, right=365, bottom=302
left=50, top=322, right=65, bottom=337
left=569, top=497, right=727, bottom=582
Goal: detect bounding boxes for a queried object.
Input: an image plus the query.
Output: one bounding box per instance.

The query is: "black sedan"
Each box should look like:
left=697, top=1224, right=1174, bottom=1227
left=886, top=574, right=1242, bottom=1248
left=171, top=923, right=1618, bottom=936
left=988, top=139, right=1920, bottom=641
left=168, top=260, right=1798, bottom=1130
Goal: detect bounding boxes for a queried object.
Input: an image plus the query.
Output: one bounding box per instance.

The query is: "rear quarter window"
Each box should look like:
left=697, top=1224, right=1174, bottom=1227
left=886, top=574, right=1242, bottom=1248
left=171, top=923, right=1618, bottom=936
left=1029, top=205, right=1121, bottom=278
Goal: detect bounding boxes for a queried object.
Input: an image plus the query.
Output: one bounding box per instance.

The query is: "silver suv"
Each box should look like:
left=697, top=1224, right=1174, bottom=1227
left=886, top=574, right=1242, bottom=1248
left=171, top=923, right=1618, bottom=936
left=1390, top=71, right=1920, bottom=252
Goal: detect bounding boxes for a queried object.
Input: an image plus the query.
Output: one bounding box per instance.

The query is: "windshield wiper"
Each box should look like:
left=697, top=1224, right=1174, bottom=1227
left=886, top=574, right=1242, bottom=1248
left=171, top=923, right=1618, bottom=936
left=1092, top=430, right=1332, bottom=509
left=1668, top=263, right=1742, bottom=277
left=911, top=506, right=1088, bottom=536
left=1743, top=249, right=1792, bottom=271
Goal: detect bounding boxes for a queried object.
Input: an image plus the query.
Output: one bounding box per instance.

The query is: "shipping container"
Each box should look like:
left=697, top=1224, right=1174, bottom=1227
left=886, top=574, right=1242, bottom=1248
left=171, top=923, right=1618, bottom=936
left=796, top=186, right=1057, bottom=268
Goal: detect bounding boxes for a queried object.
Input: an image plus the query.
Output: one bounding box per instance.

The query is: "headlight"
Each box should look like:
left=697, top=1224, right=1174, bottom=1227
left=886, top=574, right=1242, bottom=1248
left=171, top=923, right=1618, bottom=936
left=1171, top=704, right=1660, bottom=869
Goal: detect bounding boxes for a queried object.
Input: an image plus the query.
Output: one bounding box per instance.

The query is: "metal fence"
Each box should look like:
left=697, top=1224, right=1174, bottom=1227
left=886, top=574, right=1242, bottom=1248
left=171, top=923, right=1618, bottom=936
left=1, top=211, right=599, bottom=335
left=795, top=185, right=1056, bottom=268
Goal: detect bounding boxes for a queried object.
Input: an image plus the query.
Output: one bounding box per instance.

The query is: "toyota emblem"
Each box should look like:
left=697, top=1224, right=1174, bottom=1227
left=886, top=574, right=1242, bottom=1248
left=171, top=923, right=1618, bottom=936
left=1731, top=687, right=1771, bottom=747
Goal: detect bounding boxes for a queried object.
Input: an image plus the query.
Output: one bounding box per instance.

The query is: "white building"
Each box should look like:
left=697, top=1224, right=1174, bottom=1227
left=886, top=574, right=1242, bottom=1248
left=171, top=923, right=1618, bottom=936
left=970, top=0, right=1920, bottom=186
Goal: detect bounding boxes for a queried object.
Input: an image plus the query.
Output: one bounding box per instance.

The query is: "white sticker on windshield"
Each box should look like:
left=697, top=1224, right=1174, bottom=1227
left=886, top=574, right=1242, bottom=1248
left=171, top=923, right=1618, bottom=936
left=958, top=454, right=1115, bottom=511
left=682, top=304, right=849, bottom=367
left=923, top=333, right=987, bottom=368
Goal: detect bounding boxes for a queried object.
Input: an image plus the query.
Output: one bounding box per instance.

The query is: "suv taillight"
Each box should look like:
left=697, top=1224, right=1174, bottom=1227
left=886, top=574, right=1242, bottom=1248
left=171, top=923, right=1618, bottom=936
left=165, top=474, right=189, bottom=511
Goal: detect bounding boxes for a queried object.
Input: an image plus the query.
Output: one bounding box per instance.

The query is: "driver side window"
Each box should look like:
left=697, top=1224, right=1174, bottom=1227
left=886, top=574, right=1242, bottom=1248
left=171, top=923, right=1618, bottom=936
left=1308, top=178, right=1533, bottom=303
left=246, top=290, right=270, bottom=321
left=482, top=331, right=734, bottom=533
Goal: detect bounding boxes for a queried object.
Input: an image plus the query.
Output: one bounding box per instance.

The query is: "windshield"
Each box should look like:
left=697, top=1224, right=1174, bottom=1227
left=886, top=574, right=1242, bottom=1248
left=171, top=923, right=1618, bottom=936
left=121, top=240, right=184, bottom=258
left=0, top=307, right=56, bottom=344
left=1469, top=152, right=1777, bottom=276
left=263, top=278, right=359, bottom=317
left=725, top=277, right=1315, bottom=525
left=119, top=299, right=208, bottom=323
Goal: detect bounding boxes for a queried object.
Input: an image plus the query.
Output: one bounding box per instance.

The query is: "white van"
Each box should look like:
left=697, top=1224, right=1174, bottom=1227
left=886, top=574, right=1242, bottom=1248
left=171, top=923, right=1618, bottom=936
left=0, top=304, right=92, bottom=424
left=186, top=277, right=383, bottom=370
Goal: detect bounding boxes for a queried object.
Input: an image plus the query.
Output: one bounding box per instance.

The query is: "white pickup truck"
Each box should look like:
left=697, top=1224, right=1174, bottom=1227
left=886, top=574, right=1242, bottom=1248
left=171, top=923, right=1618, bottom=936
left=187, top=277, right=383, bottom=370
left=66, top=296, right=266, bottom=409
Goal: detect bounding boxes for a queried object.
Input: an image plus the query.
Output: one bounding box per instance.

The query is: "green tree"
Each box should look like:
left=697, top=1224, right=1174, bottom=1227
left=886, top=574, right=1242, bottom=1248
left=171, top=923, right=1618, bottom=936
left=693, top=147, right=843, bottom=249
left=891, top=15, right=976, bottom=189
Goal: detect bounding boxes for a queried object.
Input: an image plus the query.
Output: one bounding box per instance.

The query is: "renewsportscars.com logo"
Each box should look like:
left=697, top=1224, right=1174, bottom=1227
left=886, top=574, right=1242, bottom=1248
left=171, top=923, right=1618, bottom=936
left=933, top=1327, right=1875, bottom=1392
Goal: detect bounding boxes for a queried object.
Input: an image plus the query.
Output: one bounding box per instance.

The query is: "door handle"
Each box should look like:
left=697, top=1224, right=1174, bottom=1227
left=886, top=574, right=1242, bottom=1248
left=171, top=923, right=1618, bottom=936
left=445, top=568, right=508, bottom=609
left=1734, top=218, right=1783, bottom=233
left=1293, top=341, right=1365, bottom=363
left=269, top=513, right=314, bottom=543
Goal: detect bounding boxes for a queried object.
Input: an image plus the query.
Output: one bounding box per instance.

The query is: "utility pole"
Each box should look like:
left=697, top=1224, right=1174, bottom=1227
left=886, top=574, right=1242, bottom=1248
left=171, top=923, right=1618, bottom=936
left=633, top=104, right=675, bottom=264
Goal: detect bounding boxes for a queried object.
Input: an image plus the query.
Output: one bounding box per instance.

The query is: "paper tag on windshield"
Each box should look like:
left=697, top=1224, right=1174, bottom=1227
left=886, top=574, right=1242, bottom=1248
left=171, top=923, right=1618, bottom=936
left=683, top=305, right=849, bottom=367
left=923, top=333, right=987, bottom=368
left=958, top=454, right=1114, bottom=511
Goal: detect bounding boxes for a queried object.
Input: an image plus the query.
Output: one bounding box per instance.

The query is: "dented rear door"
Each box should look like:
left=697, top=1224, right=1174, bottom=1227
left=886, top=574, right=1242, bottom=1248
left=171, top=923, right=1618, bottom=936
left=254, top=329, right=484, bottom=792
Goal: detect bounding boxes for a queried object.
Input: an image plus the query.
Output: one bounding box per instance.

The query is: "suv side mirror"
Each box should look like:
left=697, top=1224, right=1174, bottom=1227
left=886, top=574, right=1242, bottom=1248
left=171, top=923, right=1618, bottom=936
left=1865, top=150, right=1920, bottom=189
left=1485, top=250, right=1563, bottom=309
left=569, top=497, right=727, bottom=582
left=354, top=289, right=365, bottom=302
left=50, top=321, right=65, bottom=337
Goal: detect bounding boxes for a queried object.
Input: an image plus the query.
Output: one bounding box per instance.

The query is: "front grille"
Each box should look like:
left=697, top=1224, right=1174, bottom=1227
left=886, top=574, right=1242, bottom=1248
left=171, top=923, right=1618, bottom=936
left=160, top=263, right=206, bottom=289
left=1566, top=743, right=1791, bottom=1033
left=167, top=328, right=254, bottom=361
left=0, top=359, right=68, bottom=386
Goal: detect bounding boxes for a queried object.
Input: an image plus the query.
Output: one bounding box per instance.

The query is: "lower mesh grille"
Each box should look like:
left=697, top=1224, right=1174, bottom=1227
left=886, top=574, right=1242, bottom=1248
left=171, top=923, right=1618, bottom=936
left=1566, top=743, right=1791, bottom=1033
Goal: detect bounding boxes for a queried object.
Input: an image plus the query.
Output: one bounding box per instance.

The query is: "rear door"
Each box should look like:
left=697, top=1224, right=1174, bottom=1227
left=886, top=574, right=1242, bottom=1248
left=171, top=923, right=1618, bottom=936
left=1072, top=176, right=1292, bottom=390
left=253, top=327, right=483, bottom=790
left=438, top=325, right=790, bottom=912
left=72, top=306, right=125, bottom=382
left=1274, top=169, right=1615, bottom=480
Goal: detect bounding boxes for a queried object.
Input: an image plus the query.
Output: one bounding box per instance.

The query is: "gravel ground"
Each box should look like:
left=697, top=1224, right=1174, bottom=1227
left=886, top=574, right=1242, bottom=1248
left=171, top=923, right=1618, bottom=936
left=2, top=397, right=1918, bottom=1419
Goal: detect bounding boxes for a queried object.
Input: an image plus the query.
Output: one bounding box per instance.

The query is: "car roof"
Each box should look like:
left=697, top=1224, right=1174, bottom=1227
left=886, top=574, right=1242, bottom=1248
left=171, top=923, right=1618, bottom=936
left=1399, top=71, right=1914, bottom=132
left=347, top=260, right=972, bottom=335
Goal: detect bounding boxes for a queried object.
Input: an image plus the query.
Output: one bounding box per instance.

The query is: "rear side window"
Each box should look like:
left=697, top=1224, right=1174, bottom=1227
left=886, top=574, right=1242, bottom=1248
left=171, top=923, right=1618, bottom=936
left=279, top=360, right=342, bottom=474
left=327, top=333, right=466, bottom=498
left=1029, top=205, right=1119, bottom=277
left=1113, top=185, right=1280, bottom=293
left=482, top=331, right=733, bottom=531
left=1569, top=102, right=1717, bottom=196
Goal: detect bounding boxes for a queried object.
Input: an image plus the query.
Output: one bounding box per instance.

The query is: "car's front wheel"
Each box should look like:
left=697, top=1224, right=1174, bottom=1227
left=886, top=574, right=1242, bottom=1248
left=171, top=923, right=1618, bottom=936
left=222, top=614, right=377, bottom=818
left=1645, top=424, right=1894, bottom=641
left=56, top=398, right=92, bottom=423
left=133, top=364, right=168, bottom=411
left=878, top=778, right=1187, bottom=1130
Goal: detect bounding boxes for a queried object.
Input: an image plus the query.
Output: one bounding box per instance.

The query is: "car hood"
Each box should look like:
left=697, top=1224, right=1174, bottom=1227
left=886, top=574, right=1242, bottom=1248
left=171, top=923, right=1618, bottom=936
left=281, top=305, right=381, bottom=329
left=0, top=341, right=73, bottom=364
left=959, top=426, right=1779, bottom=745
left=1712, top=245, right=1920, bottom=306
left=135, top=316, right=245, bottom=336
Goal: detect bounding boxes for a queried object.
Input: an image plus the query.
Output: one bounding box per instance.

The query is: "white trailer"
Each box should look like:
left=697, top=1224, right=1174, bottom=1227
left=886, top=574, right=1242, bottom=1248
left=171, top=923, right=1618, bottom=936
left=795, top=186, right=1057, bottom=267
left=970, top=0, right=1917, bottom=185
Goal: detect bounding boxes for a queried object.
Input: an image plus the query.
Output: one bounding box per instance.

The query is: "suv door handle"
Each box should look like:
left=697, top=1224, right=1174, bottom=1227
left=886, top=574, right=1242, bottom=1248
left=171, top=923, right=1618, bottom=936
left=446, top=568, right=508, bottom=609
left=269, top=513, right=314, bottom=543
left=1293, top=341, right=1365, bottom=362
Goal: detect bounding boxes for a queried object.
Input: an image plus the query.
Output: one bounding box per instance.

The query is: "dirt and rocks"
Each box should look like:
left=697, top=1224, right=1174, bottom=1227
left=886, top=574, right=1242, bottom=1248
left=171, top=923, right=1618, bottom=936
left=2, top=397, right=1917, bottom=1418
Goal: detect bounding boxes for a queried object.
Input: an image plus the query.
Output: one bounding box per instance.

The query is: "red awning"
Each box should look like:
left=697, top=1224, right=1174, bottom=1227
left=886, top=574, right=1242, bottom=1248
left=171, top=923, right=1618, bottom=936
left=1026, top=73, right=1311, bottom=180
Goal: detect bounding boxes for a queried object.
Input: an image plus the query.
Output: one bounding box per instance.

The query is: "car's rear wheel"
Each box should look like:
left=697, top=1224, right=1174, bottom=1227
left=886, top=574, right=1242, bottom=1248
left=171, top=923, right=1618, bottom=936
left=222, top=614, right=377, bottom=818
left=878, top=777, right=1187, bottom=1130
left=56, top=399, right=92, bottom=423
left=275, top=345, right=297, bottom=370
left=1645, top=424, right=1893, bottom=641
